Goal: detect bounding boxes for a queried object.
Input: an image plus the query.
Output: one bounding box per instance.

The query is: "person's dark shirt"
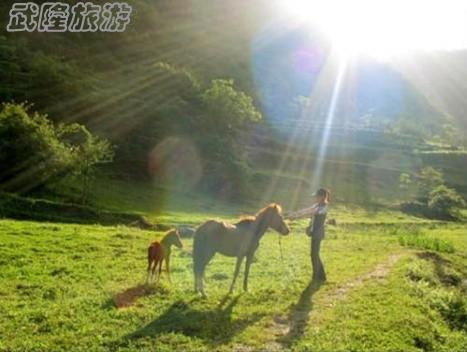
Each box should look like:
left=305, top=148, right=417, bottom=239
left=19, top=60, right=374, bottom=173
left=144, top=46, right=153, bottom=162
left=310, top=203, right=328, bottom=240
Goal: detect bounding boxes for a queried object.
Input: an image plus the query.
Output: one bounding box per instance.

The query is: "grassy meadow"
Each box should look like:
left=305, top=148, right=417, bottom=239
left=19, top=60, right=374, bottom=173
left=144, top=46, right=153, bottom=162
left=1, top=197, right=465, bottom=352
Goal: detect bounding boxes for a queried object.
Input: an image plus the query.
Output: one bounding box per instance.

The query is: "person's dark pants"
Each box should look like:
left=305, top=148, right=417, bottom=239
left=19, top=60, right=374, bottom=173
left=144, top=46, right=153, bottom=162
left=311, top=236, right=326, bottom=281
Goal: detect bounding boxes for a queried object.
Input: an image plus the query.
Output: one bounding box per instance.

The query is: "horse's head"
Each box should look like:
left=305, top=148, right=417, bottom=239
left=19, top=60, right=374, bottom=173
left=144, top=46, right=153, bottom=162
left=166, top=229, right=183, bottom=249
left=267, top=204, right=290, bottom=236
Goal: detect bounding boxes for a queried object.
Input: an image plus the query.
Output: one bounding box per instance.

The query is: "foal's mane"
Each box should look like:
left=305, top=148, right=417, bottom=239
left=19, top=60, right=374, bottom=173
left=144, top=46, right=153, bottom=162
left=163, top=228, right=178, bottom=238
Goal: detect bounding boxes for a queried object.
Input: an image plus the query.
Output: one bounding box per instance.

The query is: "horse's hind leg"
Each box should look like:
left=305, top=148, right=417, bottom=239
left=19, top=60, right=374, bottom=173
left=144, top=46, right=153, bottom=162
left=194, top=250, right=215, bottom=297
left=198, top=267, right=208, bottom=297
left=243, top=254, right=254, bottom=292
left=194, top=270, right=201, bottom=293
left=229, top=256, right=245, bottom=294
left=194, top=260, right=207, bottom=296
left=194, top=272, right=203, bottom=295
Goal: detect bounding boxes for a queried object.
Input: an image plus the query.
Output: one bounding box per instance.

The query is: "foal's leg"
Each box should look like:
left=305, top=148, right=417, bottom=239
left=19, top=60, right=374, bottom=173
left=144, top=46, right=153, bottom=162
left=152, top=259, right=158, bottom=282
left=165, top=255, right=172, bottom=283
left=229, top=256, right=245, bottom=294
left=157, top=259, right=163, bottom=282
left=146, top=260, right=153, bottom=284
left=243, top=254, right=254, bottom=292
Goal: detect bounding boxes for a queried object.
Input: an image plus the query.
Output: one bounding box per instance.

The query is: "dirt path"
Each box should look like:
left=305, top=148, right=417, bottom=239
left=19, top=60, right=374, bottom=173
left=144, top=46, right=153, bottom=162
left=263, top=253, right=404, bottom=351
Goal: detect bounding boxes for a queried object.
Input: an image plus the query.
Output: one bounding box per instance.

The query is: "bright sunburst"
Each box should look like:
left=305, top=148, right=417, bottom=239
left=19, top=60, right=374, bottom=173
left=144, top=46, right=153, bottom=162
left=279, top=0, right=467, bottom=60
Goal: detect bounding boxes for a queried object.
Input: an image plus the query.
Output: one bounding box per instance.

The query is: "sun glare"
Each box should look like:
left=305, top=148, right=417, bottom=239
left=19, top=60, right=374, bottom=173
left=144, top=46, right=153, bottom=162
left=279, top=0, right=467, bottom=60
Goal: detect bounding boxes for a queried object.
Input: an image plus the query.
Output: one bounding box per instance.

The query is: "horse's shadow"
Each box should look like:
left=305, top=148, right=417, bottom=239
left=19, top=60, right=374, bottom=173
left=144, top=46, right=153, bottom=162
left=117, top=295, right=264, bottom=347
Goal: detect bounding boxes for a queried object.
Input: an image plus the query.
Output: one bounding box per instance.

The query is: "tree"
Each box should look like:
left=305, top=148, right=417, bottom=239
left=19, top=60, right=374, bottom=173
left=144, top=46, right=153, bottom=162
left=58, top=123, right=114, bottom=203
left=402, top=167, right=465, bottom=220
left=200, top=79, right=262, bottom=198
left=428, top=185, right=465, bottom=219
left=202, top=79, right=261, bottom=131
left=418, top=167, right=444, bottom=200
left=0, top=36, right=91, bottom=121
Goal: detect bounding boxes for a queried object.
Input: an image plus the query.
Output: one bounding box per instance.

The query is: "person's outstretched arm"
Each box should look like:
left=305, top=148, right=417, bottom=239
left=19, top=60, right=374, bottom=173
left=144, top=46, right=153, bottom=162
left=286, top=204, right=318, bottom=219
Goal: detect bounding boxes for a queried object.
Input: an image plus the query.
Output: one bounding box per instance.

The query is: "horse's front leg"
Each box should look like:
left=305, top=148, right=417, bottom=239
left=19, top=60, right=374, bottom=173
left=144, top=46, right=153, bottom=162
left=229, top=256, right=244, bottom=294
left=165, top=255, right=172, bottom=283
left=243, top=254, right=254, bottom=292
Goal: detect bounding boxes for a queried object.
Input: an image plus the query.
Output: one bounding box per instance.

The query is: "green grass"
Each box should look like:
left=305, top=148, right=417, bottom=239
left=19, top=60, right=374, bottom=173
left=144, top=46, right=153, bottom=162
left=0, top=203, right=466, bottom=351
left=399, top=233, right=455, bottom=253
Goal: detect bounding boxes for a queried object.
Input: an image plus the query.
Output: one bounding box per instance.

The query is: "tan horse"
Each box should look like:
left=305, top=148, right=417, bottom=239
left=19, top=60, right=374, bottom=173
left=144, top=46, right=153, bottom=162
left=193, top=203, right=290, bottom=296
left=146, top=229, right=183, bottom=283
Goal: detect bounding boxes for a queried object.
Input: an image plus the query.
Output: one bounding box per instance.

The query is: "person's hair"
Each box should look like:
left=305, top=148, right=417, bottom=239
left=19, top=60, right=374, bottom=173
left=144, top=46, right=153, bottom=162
left=316, top=188, right=331, bottom=204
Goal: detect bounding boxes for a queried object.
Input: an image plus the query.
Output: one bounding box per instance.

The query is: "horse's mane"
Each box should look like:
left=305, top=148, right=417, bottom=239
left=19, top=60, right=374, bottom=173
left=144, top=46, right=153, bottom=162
left=235, top=217, right=255, bottom=226
left=235, top=203, right=282, bottom=226
left=255, top=203, right=282, bottom=216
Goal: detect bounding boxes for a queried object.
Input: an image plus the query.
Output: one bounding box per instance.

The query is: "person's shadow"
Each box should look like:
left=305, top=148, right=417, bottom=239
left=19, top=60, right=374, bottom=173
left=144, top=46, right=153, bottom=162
left=279, top=280, right=323, bottom=346
left=113, top=295, right=264, bottom=349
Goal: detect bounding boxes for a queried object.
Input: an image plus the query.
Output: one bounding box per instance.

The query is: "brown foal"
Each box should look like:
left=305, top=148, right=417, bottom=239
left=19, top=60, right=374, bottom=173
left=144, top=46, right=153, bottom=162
left=146, top=229, right=183, bottom=283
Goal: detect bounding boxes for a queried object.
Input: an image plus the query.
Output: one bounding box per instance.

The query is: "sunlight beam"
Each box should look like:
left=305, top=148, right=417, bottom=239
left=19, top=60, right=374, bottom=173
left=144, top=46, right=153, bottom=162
left=310, top=56, right=348, bottom=190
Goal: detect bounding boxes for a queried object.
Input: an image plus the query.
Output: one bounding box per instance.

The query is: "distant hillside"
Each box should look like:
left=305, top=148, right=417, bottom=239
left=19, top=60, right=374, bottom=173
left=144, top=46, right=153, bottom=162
left=395, top=50, right=467, bottom=131
left=245, top=125, right=467, bottom=207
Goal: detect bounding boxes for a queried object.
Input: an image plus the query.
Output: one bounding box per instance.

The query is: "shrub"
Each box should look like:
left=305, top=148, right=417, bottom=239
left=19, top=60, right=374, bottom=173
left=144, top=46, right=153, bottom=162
left=0, top=103, right=71, bottom=192
left=427, top=290, right=467, bottom=330
left=0, top=103, right=113, bottom=194
left=407, top=261, right=466, bottom=331
left=406, top=260, right=437, bottom=285
left=401, top=167, right=465, bottom=220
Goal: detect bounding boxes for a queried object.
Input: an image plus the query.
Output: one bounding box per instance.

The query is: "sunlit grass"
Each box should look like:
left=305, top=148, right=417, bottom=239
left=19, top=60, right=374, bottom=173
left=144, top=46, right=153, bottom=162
left=0, top=211, right=465, bottom=351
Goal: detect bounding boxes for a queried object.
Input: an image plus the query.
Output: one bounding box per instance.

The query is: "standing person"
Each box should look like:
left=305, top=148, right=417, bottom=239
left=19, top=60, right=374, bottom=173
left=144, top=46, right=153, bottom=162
left=288, top=188, right=330, bottom=282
